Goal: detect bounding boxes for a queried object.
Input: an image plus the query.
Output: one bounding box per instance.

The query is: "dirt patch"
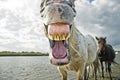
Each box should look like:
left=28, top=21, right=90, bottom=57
left=89, top=65, right=120, bottom=80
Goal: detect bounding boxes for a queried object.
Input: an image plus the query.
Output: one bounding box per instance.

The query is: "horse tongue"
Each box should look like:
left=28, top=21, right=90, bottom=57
left=52, top=41, right=67, bottom=59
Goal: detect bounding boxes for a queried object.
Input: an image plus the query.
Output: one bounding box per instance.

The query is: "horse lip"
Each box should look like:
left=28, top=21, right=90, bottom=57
left=50, top=53, right=71, bottom=66
left=44, top=23, right=72, bottom=40
left=44, top=23, right=72, bottom=31
left=57, top=62, right=68, bottom=66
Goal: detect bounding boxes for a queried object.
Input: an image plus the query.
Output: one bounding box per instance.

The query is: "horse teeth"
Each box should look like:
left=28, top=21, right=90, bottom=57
left=60, top=35, right=62, bottom=40
left=66, top=33, right=70, bottom=40
left=52, top=35, right=59, bottom=40
left=62, top=35, right=65, bottom=40
left=53, top=35, right=56, bottom=40
left=56, top=35, right=59, bottom=40
left=48, top=35, right=53, bottom=40
left=55, top=35, right=59, bottom=40
left=53, top=35, right=55, bottom=40
left=48, top=34, right=70, bottom=40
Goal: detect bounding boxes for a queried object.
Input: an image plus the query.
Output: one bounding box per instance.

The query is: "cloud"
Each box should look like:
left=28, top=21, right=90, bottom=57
left=75, top=0, right=120, bottom=46
left=0, top=0, right=49, bottom=52
left=0, top=0, right=120, bottom=52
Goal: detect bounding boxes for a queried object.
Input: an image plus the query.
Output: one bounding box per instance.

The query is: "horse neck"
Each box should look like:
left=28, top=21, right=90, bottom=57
left=69, top=26, right=81, bottom=46
left=68, top=26, right=84, bottom=56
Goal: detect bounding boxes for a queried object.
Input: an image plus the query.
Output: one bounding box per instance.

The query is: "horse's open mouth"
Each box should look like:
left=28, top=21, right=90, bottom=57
left=45, top=23, right=71, bottom=65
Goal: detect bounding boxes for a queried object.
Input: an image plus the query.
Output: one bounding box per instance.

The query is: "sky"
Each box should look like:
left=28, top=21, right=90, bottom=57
left=0, top=0, right=120, bottom=52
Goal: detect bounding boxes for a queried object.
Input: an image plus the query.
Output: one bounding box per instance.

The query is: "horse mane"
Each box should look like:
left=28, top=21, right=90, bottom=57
left=106, top=44, right=113, bottom=49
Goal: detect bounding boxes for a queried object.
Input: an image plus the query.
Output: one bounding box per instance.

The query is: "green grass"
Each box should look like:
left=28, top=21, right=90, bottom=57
left=0, top=51, right=119, bottom=56
left=0, top=51, right=49, bottom=56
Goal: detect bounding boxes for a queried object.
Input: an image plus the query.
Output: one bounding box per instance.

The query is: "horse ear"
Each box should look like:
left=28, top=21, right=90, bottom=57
left=95, top=37, right=99, bottom=40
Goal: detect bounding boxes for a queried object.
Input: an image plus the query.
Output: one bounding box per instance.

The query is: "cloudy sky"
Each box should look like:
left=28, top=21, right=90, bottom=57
left=0, top=0, right=120, bottom=52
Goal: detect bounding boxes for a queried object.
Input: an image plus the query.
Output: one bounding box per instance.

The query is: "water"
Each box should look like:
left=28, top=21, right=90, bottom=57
left=0, top=53, right=120, bottom=80
left=0, top=56, right=59, bottom=80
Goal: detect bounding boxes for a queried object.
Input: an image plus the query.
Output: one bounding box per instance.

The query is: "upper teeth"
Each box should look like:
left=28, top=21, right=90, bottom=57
left=48, top=33, right=70, bottom=40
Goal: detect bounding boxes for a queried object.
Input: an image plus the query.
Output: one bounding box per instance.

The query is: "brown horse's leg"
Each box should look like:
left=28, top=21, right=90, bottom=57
left=108, top=62, right=112, bottom=80
left=105, top=61, right=108, bottom=72
left=100, top=61, right=104, bottom=78
left=58, top=67, right=67, bottom=80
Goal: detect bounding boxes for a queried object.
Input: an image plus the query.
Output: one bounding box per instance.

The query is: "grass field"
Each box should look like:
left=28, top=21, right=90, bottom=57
left=0, top=51, right=119, bottom=56
left=0, top=51, right=48, bottom=56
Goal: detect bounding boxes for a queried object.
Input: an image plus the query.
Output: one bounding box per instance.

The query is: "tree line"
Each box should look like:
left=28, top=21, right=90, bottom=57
left=0, top=51, right=49, bottom=56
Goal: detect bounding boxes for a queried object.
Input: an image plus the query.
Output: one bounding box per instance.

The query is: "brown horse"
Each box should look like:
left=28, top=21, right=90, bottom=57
left=96, top=37, right=116, bottom=80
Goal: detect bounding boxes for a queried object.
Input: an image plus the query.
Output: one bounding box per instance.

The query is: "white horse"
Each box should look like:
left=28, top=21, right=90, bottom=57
left=40, top=0, right=97, bottom=80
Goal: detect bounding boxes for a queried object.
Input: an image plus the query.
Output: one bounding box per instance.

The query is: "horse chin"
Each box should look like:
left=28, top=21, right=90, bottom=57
left=45, top=23, right=71, bottom=66
left=50, top=52, right=70, bottom=66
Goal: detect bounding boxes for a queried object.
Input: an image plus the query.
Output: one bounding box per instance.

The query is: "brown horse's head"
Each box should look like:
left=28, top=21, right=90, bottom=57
left=40, top=0, right=76, bottom=66
left=96, top=37, right=106, bottom=51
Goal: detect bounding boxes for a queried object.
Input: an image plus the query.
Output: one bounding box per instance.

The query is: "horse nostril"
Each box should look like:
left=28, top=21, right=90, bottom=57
left=58, top=7, right=63, bottom=14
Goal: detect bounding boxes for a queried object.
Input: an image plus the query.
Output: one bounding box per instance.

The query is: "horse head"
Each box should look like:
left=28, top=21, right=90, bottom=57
left=96, top=37, right=107, bottom=51
left=40, top=0, right=77, bottom=66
